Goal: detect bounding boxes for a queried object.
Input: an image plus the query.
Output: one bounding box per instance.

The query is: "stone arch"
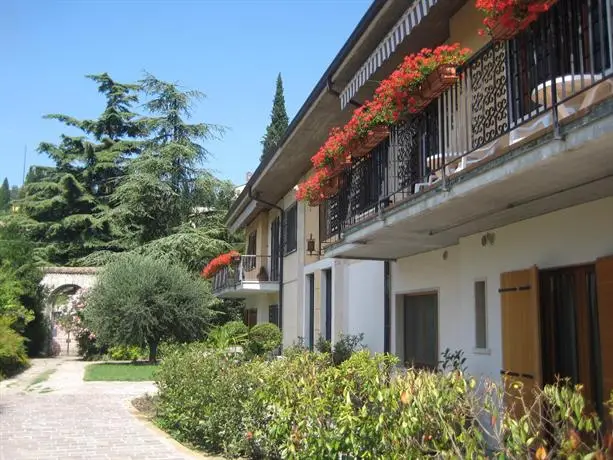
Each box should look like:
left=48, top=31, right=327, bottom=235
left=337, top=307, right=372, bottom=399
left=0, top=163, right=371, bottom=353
left=41, top=267, right=99, bottom=356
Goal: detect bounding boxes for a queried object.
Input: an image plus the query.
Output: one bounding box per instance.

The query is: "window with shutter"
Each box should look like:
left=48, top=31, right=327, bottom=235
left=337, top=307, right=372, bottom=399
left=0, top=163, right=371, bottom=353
left=499, top=267, right=541, bottom=412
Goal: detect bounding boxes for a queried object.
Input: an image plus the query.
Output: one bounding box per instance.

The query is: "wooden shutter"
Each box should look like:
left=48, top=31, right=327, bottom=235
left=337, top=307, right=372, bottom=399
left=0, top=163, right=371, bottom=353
left=596, top=256, right=613, bottom=410
left=499, top=267, right=541, bottom=410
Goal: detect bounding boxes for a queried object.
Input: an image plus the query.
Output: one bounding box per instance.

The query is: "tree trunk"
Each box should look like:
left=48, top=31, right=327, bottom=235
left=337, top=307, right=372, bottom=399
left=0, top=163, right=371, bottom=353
left=148, top=341, right=158, bottom=363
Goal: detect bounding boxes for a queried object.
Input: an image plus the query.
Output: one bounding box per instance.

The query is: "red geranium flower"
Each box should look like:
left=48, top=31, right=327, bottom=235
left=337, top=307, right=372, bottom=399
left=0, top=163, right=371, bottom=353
left=201, top=251, right=240, bottom=279
left=296, top=43, right=472, bottom=205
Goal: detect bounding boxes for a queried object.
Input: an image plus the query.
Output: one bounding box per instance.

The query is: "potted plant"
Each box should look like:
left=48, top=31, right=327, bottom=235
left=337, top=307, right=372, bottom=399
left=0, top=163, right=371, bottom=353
left=476, top=0, right=559, bottom=41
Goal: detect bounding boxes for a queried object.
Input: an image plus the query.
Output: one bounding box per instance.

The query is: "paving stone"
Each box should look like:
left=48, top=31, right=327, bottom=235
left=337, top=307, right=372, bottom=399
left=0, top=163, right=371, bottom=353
left=0, top=359, right=207, bottom=460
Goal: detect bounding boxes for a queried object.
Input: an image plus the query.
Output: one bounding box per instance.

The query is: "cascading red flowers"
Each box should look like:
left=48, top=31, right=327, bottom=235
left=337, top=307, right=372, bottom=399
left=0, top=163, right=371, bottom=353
left=201, top=251, right=240, bottom=279
left=476, top=0, right=558, bottom=39
left=296, top=44, right=471, bottom=206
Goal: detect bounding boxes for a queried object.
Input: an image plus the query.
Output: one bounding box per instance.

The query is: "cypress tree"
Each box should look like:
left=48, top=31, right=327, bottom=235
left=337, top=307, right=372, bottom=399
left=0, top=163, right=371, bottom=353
left=260, top=73, right=289, bottom=161
left=0, top=178, right=10, bottom=211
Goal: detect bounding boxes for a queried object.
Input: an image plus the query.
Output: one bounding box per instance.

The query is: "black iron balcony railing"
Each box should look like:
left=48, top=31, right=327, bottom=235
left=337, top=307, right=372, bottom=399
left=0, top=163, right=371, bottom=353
left=212, top=255, right=279, bottom=294
left=321, top=0, right=613, bottom=244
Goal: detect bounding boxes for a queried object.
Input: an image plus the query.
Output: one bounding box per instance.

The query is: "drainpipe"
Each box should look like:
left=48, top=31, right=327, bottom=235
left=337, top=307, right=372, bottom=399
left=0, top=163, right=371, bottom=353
left=248, top=186, right=284, bottom=335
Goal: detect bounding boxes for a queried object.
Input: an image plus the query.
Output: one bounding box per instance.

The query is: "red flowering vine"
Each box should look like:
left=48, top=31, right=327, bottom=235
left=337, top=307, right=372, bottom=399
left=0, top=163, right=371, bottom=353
left=201, top=251, right=240, bottom=279
left=296, top=43, right=471, bottom=206
left=476, top=0, right=558, bottom=38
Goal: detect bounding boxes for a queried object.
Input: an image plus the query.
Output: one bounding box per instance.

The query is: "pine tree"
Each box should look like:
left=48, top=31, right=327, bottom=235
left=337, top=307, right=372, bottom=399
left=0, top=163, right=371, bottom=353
left=0, top=178, right=10, bottom=211
left=260, top=73, right=289, bottom=161
left=84, top=75, right=236, bottom=271
left=16, top=74, right=144, bottom=265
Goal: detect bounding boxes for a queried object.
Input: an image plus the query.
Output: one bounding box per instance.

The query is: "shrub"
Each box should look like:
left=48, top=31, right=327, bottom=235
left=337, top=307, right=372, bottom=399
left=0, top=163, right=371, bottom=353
left=207, top=321, right=248, bottom=350
left=246, top=323, right=282, bottom=357
left=155, top=343, right=262, bottom=456
left=155, top=347, right=613, bottom=459
left=0, top=316, right=29, bottom=379
left=314, top=335, right=331, bottom=353
left=439, top=348, right=467, bottom=373
left=332, top=332, right=365, bottom=365
left=106, top=345, right=143, bottom=361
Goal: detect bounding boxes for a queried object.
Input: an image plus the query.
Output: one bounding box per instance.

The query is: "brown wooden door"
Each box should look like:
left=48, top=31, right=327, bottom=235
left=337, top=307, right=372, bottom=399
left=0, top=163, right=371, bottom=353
left=500, top=267, right=542, bottom=410
left=596, top=256, right=613, bottom=412
left=244, top=309, right=257, bottom=328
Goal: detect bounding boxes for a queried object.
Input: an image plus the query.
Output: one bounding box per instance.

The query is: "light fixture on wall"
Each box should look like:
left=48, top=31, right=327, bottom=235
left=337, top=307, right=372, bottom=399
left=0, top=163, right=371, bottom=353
left=481, top=232, right=496, bottom=247
left=307, top=233, right=317, bottom=256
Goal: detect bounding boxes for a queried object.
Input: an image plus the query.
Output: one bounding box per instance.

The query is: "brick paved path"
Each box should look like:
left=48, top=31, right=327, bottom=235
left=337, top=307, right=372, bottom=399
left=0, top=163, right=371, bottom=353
left=0, top=358, right=208, bottom=460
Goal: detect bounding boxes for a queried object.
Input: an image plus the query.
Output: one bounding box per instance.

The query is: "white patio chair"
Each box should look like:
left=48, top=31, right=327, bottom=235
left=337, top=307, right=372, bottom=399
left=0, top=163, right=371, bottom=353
left=578, top=78, right=613, bottom=110
left=509, top=111, right=553, bottom=146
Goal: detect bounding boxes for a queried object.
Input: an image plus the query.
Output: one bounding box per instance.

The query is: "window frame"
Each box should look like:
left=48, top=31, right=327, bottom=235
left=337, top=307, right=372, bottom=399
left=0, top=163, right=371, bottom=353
left=474, top=278, right=489, bottom=353
left=401, top=291, right=439, bottom=370
left=284, top=203, right=298, bottom=256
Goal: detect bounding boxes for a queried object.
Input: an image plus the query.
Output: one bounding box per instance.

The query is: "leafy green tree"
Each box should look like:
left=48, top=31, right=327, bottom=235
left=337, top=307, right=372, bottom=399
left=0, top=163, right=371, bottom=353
left=84, top=253, right=216, bottom=361
left=0, top=217, right=47, bottom=356
left=261, top=73, right=289, bottom=161
left=9, top=185, right=20, bottom=201
left=0, top=178, right=10, bottom=211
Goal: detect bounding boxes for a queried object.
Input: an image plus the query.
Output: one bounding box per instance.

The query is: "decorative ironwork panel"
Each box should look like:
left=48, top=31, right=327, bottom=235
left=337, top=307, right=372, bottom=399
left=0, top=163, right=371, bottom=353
left=391, top=102, right=438, bottom=193
left=469, top=41, right=509, bottom=149
left=393, top=118, right=420, bottom=190
left=346, top=139, right=388, bottom=222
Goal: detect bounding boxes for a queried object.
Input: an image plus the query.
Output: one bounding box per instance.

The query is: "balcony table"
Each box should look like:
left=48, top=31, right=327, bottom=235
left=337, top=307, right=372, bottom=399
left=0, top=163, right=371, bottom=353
left=531, top=74, right=603, bottom=118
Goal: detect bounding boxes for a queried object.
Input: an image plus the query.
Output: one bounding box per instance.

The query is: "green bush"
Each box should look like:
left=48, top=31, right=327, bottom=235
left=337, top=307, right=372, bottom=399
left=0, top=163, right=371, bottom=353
left=314, top=335, right=331, bottom=353
left=106, top=345, right=144, bottom=361
left=207, top=321, right=248, bottom=350
left=247, top=323, right=281, bottom=357
left=0, top=316, right=29, bottom=379
left=331, top=332, right=365, bottom=365
left=156, top=346, right=613, bottom=459
left=155, top=343, right=262, bottom=456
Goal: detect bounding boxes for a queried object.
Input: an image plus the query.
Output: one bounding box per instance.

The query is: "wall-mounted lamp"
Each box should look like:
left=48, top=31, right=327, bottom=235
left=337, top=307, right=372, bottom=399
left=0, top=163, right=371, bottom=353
left=307, top=233, right=317, bottom=256
left=481, top=232, right=496, bottom=247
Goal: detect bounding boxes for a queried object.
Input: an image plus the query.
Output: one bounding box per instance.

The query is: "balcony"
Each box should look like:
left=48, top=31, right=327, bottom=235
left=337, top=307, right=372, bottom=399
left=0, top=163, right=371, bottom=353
left=321, top=0, right=613, bottom=260
left=212, top=255, right=280, bottom=298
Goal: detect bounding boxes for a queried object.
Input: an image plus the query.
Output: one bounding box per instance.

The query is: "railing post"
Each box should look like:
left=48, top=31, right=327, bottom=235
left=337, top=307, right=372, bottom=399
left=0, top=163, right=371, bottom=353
left=439, top=96, right=448, bottom=191
left=547, top=10, right=562, bottom=140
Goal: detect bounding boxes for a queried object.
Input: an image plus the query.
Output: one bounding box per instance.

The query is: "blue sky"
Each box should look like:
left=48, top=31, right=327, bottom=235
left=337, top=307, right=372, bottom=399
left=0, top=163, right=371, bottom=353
left=0, top=0, right=370, bottom=188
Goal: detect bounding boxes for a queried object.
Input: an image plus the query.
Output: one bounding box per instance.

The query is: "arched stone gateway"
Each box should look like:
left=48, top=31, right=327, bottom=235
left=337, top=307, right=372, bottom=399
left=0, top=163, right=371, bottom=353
left=41, top=267, right=99, bottom=357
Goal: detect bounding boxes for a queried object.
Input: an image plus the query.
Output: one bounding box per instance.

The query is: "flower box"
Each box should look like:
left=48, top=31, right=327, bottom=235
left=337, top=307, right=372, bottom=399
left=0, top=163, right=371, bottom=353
left=202, top=251, right=240, bottom=279
left=421, top=65, right=459, bottom=100
left=478, top=0, right=559, bottom=40
left=489, top=14, right=537, bottom=41
left=321, top=175, right=341, bottom=196
left=350, top=126, right=390, bottom=159
left=406, top=89, right=432, bottom=114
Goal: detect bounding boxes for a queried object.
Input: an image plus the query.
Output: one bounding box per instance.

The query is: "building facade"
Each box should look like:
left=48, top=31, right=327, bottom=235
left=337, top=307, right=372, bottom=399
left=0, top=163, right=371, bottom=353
left=214, top=0, right=613, bottom=418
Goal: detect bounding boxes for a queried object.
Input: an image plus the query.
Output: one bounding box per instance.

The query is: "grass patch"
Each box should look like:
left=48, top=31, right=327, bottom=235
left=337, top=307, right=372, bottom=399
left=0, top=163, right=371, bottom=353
left=84, top=362, right=157, bottom=381
left=28, top=369, right=56, bottom=388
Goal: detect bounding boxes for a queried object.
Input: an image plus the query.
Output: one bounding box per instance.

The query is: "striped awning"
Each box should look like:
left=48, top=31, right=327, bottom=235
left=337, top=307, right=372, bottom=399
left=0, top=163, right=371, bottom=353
left=340, top=0, right=439, bottom=109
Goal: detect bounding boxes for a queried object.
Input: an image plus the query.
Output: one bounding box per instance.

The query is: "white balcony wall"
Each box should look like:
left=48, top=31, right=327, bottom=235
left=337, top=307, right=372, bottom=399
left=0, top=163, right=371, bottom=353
left=391, top=196, right=613, bottom=379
